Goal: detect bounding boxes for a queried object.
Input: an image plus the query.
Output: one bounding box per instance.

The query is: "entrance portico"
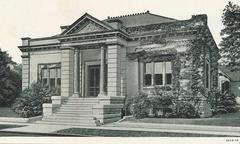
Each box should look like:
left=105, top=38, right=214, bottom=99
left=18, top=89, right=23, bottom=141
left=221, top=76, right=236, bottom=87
left=60, top=36, right=126, bottom=100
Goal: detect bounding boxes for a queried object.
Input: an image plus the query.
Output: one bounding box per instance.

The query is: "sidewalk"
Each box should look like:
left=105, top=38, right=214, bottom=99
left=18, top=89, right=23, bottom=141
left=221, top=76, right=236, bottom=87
left=110, top=121, right=240, bottom=136
left=0, top=121, right=240, bottom=136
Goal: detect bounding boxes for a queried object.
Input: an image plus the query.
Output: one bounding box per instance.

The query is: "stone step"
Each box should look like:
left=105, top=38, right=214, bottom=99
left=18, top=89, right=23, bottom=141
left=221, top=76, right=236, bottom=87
left=53, top=111, right=93, bottom=116
left=64, top=102, right=97, bottom=105
left=59, top=107, right=93, bottom=111
left=36, top=121, right=95, bottom=126
left=58, top=109, right=93, bottom=113
left=43, top=116, right=93, bottom=121
left=67, top=98, right=98, bottom=102
left=61, top=104, right=94, bottom=107
left=41, top=118, right=95, bottom=124
left=50, top=115, right=93, bottom=119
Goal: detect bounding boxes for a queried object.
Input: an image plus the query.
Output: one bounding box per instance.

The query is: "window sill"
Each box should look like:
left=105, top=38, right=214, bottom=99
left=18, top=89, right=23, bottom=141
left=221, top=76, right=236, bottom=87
left=143, top=85, right=172, bottom=89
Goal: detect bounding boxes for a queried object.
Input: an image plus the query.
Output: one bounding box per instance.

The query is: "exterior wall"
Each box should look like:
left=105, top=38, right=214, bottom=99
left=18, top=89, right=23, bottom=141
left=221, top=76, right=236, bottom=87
left=126, top=59, right=139, bottom=97
left=231, top=82, right=240, bottom=97
left=120, top=46, right=127, bottom=96
left=29, top=49, right=61, bottom=84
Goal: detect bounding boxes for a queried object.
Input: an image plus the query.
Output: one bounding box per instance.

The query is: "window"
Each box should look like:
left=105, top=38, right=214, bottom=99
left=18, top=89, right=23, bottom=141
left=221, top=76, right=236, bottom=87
left=154, top=62, right=163, bottom=85
left=144, top=63, right=152, bottom=86
left=144, top=61, right=172, bottom=86
left=165, top=62, right=172, bottom=85
left=38, top=63, right=61, bottom=93
left=221, top=81, right=230, bottom=94
left=205, top=59, right=210, bottom=89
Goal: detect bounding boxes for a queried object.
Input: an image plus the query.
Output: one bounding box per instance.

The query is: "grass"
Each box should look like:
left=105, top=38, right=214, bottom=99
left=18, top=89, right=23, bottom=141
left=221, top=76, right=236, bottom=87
left=124, top=111, right=240, bottom=127
left=55, top=128, right=229, bottom=137
left=0, top=107, right=20, bottom=118
left=0, top=124, right=25, bottom=130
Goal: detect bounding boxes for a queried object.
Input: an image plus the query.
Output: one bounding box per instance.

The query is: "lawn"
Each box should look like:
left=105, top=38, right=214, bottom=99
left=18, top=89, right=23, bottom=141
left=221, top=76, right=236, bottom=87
left=0, top=107, right=20, bottom=118
left=124, top=111, right=240, bottom=127
left=55, top=128, right=229, bottom=137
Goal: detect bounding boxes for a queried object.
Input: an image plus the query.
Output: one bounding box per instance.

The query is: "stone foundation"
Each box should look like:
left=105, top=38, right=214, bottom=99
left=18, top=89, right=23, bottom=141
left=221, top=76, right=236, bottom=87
left=93, top=104, right=123, bottom=124
left=93, top=96, right=125, bottom=124
left=42, top=103, right=53, bottom=118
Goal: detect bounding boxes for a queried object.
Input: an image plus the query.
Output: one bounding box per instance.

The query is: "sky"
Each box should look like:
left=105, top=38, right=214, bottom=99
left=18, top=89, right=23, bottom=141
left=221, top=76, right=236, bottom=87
left=0, top=0, right=239, bottom=63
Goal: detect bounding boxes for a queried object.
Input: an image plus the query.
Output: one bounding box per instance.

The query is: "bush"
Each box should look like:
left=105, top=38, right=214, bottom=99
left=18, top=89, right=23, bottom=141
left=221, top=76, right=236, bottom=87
left=208, top=89, right=237, bottom=114
left=12, top=82, right=53, bottom=118
left=126, top=92, right=151, bottom=119
left=125, top=88, right=201, bottom=119
left=174, top=101, right=199, bottom=118
left=149, top=88, right=174, bottom=117
left=219, top=92, right=237, bottom=113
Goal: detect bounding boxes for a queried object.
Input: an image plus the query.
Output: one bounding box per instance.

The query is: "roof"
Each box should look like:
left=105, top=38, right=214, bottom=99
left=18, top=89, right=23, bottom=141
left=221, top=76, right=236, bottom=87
left=219, top=65, right=240, bottom=82
left=104, top=11, right=177, bottom=27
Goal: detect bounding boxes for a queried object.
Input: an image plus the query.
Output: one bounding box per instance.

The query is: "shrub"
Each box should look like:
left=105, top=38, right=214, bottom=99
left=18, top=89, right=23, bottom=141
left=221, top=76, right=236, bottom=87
left=208, top=89, right=237, bottom=114
left=149, top=88, right=174, bottom=117
left=126, top=92, right=151, bottom=119
left=219, top=92, right=237, bottom=113
left=174, top=101, right=199, bottom=118
left=12, top=82, right=52, bottom=118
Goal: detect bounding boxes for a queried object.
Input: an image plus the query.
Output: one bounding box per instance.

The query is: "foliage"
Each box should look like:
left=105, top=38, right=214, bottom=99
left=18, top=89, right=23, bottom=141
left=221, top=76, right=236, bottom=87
left=207, top=89, right=221, bottom=110
left=173, top=101, right=200, bottom=118
left=220, top=1, right=240, bottom=71
left=149, top=87, right=174, bottom=117
left=126, top=88, right=201, bottom=119
left=126, top=92, right=151, bottom=119
left=207, top=89, right=237, bottom=114
left=12, top=82, right=53, bottom=118
left=218, top=92, right=237, bottom=113
left=0, top=48, right=22, bottom=106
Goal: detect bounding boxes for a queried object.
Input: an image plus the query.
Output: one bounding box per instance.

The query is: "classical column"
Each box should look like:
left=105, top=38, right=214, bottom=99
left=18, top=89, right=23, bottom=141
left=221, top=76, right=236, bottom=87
left=21, top=53, right=30, bottom=90
left=79, top=51, right=82, bottom=97
left=73, top=49, right=79, bottom=97
left=98, top=46, right=106, bottom=96
left=60, top=47, right=74, bottom=98
left=107, top=44, right=121, bottom=97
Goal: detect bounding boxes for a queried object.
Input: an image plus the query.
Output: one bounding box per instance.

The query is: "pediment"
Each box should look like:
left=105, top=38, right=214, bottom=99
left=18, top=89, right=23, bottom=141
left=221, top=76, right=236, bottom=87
left=61, top=13, right=113, bottom=35
left=73, top=20, right=107, bottom=34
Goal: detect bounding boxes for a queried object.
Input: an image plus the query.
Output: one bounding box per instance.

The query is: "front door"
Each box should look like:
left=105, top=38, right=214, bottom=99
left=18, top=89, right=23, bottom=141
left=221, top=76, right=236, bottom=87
left=88, top=65, right=100, bottom=97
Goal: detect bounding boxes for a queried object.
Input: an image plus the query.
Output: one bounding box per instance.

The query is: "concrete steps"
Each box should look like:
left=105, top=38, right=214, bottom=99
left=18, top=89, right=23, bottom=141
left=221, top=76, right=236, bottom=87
left=36, top=121, right=95, bottom=126
left=36, top=97, right=99, bottom=126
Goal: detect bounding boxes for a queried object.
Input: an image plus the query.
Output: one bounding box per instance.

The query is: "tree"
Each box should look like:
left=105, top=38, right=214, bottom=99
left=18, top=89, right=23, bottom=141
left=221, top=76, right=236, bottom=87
left=220, top=1, right=240, bottom=71
left=0, top=48, right=22, bottom=106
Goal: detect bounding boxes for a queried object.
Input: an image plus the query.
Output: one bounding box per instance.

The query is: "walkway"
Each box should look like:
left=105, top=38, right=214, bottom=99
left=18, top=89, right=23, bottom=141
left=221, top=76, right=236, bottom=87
left=0, top=121, right=239, bottom=136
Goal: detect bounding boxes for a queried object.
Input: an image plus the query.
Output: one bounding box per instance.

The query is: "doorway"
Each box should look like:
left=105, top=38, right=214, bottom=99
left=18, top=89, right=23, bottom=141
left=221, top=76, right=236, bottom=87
left=87, top=65, right=100, bottom=97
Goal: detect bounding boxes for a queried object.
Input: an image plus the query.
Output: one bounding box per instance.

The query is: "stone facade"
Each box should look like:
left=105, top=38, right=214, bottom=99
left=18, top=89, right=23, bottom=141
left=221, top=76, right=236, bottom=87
left=19, top=11, right=220, bottom=124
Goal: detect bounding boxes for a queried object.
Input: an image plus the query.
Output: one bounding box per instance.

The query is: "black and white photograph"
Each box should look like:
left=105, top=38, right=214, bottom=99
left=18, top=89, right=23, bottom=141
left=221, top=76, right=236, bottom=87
left=0, top=0, right=239, bottom=143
